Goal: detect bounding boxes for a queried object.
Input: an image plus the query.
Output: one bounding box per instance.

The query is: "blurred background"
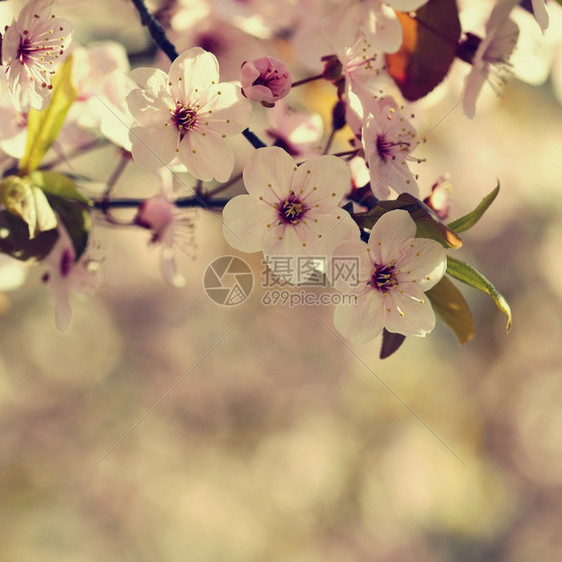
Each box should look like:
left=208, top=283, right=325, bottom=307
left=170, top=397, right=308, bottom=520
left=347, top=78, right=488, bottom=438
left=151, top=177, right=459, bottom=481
left=1, top=0, right=562, bottom=560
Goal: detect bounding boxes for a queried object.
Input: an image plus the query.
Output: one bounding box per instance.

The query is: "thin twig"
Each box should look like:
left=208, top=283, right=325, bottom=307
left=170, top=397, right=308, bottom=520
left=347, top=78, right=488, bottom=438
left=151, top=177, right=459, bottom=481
left=291, top=74, right=324, bottom=88
left=323, top=129, right=336, bottom=155
left=100, top=153, right=133, bottom=225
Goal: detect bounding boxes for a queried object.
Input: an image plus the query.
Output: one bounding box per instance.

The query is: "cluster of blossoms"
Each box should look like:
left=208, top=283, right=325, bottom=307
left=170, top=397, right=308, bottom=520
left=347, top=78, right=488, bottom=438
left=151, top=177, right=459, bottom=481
left=1, top=0, right=557, bottom=354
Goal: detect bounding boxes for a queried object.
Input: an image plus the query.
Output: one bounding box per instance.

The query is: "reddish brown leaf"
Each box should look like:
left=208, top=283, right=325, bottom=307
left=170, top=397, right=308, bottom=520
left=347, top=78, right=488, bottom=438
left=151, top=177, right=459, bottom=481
left=386, top=0, right=461, bottom=101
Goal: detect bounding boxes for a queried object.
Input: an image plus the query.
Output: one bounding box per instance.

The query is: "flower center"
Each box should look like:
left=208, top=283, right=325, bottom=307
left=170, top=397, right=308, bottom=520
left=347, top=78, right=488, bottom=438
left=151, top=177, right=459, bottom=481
left=278, top=194, right=308, bottom=225
left=376, top=134, right=410, bottom=163
left=369, top=262, right=398, bottom=294
left=17, top=37, right=34, bottom=64
left=171, top=102, right=197, bottom=138
left=253, top=70, right=285, bottom=97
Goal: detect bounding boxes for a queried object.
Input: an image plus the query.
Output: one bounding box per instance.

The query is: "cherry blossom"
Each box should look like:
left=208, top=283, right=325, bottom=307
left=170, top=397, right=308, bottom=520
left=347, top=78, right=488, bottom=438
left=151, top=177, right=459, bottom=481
left=332, top=209, right=446, bottom=344
left=240, top=56, right=291, bottom=107
left=0, top=74, right=28, bottom=159
left=134, top=171, right=195, bottom=288
left=462, top=3, right=520, bottom=119
left=1, top=0, right=73, bottom=111
left=126, top=47, right=251, bottom=182
left=423, top=175, right=452, bottom=220
left=222, top=146, right=359, bottom=283
left=336, top=34, right=388, bottom=123
left=265, top=101, right=323, bottom=159
left=68, top=41, right=136, bottom=150
left=41, top=225, right=101, bottom=332
left=361, top=96, right=421, bottom=199
left=322, top=0, right=429, bottom=53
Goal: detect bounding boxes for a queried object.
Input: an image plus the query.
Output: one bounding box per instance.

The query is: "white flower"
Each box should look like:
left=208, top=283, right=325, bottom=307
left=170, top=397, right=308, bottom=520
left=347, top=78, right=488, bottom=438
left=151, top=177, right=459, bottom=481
left=134, top=170, right=195, bottom=288
left=462, top=3, right=520, bottom=118
left=322, top=0, right=429, bottom=53
left=332, top=209, right=446, bottom=344
left=222, top=146, right=359, bottom=283
left=265, top=100, right=324, bottom=159
left=1, top=0, right=73, bottom=111
left=69, top=41, right=136, bottom=150
left=126, top=47, right=251, bottom=182
left=41, top=225, right=101, bottom=332
left=0, top=74, right=29, bottom=158
left=361, top=96, right=421, bottom=199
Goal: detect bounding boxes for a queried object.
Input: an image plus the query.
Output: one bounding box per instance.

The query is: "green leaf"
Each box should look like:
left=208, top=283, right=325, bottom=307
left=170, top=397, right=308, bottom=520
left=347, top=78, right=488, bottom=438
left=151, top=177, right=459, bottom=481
left=19, top=56, right=77, bottom=175
left=354, top=193, right=463, bottom=249
left=426, top=276, right=475, bottom=344
left=380, top=329, right=406, bottom=359
left=0, top=176, right=58, bottom=238
left=448, top=183, right=499, bottom=234
left=446, top=256, right=512, bottom=333
left=28, top=171, right=92, bottom=260
left=46, top=195, right=91, bottom=261
left=28, top=171, right=91, bottom=205
left=385, top=0, right=461, bottom=100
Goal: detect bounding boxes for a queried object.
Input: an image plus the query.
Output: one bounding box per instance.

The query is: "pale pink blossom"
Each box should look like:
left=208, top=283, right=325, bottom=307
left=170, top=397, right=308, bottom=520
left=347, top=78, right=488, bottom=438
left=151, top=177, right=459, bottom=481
left=423, top=175, right=452, bottom=220
left=322, top=0, right=429, bottom=53
left=126, top=47, right=251, bottom=182
left=0, top=74, right=28, bottom=158
left=337, top=34, right=388, bottom=123
left=361, top=96, right=421, bottom=199
left=208, top=0, right=297, bottom=39
left=240, top=56, right=291, bottom=107
left=68, top=41, right=136, bottom=150
left=134, top=171, right=195, bottom=288
left=462, top=3, right=520, bottom=118
left=265, top=100, right=323, bottom=159
left=222, top=146, right=359, bottom=283
left=1, top=0, right=73, bottom=111
left=332, top=209, right=446, bottom=344
left=41, top=225, right=101, bottom=332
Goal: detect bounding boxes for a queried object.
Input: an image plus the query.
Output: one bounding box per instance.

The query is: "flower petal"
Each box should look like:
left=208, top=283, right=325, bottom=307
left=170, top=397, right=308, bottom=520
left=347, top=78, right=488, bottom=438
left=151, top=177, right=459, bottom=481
left=293, top=154, right=351, bottom=203
left=178, top=131, right=234, bottom=182
left=396, top=238, right=446, bottom=291
left=330, top=238, right=372, bottom=293
left=169, top=47, right=220, bottom=100
left=383, top=287, right=436, bottom=337
left=199, top=82, right=252, bottom=135
left=129, top=124, right=177, bottom=169
left=334, top=290, right=385, bottom=344
left=222, top=194, right=273, bottom=253
left=243, top=146, right=295, bottom=202
left=368, top=209, right=416, bottom=264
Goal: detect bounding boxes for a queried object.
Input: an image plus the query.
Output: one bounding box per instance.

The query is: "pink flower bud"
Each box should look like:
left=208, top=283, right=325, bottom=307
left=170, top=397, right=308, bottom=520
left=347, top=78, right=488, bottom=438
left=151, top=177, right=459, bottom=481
left=424, top=175, right=452, bottom=220
left=135, top=195, right=175, bottom=243
left=240, top=57, right=291, bottom=107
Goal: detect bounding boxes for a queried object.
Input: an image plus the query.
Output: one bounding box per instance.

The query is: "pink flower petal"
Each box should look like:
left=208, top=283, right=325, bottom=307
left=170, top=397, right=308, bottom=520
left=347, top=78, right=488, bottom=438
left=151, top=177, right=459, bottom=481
left=367, top=209, right=417, bottom=264
left=169, top=48, right=220, bottom=100
left=293, top=154, right=351, bottom=203
left=129, top=124, right=177, bottom=169
left=178, top=131, right=235, bottom=182
left=334, top=290, right=385, bottom=344
left=243, top=146, right=295, bottom=201
left=383, top=287, right=436, bottom=337
left=222, top=194, right=274, bottom=253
